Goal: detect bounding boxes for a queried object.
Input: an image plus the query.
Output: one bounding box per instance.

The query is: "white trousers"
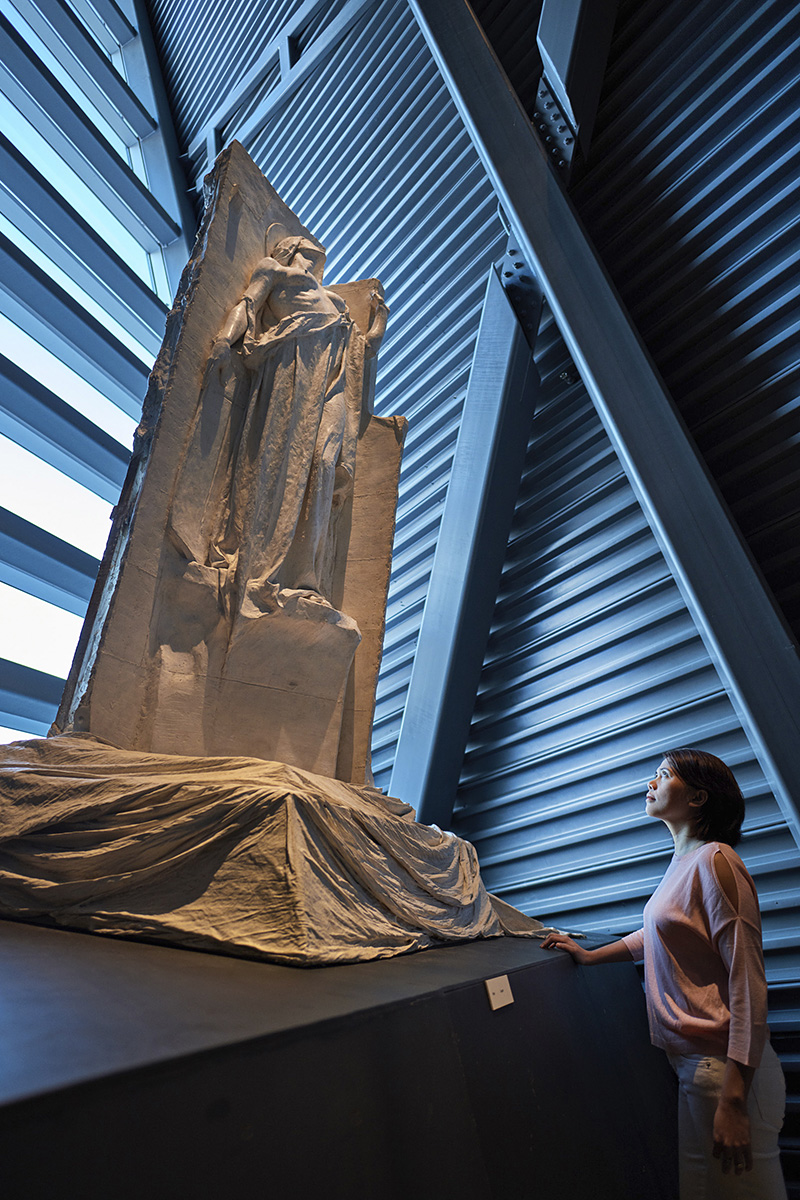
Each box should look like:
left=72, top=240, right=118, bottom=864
left=668, top=1042, right=787, bottom=1200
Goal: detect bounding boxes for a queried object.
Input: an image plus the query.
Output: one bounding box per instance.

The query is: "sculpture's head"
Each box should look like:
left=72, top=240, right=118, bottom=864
left=272, top=235, right=326, bottom=281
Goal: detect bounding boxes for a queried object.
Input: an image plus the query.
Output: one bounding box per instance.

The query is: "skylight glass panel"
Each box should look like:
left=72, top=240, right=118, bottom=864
left=0, top=434, right=113, bottom=558
left=0, top=212, right=153, bottom=364
left=1, top=0, right=129, bottom=155
left=0, top=314, right=138, bottom=446
left=0, top=93, right=154, bottom=282
left=0, top=580, right=82, bottom=678
left=0, top=723, right=37, bottom=744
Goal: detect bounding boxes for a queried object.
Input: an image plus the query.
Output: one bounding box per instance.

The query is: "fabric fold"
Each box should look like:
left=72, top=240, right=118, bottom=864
left=0, top=735, right=543, bottom=965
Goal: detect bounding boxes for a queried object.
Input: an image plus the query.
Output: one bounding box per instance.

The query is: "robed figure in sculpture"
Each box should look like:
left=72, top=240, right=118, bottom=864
left=169, top=231, right=388, bottom=624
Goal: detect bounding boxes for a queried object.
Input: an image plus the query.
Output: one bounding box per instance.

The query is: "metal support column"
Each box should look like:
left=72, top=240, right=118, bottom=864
left=408, top=0, right=800, bottom=845
left=390, top=268, right=538, bottom=826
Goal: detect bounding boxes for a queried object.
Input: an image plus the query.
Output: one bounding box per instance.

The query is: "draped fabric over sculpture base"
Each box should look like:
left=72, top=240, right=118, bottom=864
left=0, top=736, right=543, bottom=965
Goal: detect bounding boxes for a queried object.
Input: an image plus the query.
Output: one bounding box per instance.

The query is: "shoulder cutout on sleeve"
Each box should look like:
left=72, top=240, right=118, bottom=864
left=714, top=849, right=739, bottom=912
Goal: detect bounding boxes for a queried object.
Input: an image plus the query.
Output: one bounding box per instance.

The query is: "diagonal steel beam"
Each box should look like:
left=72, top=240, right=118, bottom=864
left=408, top=0, right=800, bottom=846
left=390, top=268, right=538, bottom=826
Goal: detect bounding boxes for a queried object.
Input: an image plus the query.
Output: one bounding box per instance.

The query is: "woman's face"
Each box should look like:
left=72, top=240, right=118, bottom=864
left=645, top=759, right=700, bottom=826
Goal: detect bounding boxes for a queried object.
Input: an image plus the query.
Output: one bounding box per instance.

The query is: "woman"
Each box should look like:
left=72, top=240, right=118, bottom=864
left=542, top=748, right=787, bottom=1199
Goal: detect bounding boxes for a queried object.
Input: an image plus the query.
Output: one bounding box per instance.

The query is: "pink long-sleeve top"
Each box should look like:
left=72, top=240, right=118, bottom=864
left=622, top=841, right=768, bottom=1067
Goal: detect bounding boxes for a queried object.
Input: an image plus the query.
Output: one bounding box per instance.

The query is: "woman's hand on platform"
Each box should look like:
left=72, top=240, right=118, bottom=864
left=540, top=934, right=634, bottom=966
left=540, top=932, right=595, bottom=965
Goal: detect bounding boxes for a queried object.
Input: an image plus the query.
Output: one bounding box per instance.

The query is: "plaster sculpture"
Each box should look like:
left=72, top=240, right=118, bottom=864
left=55, top=142, right=403, bottom=782
left=0, top=144, right=546, bottom=963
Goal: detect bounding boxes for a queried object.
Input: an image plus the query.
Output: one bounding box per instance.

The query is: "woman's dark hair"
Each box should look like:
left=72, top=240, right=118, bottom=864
left=661, top=747, right=745, bottom=847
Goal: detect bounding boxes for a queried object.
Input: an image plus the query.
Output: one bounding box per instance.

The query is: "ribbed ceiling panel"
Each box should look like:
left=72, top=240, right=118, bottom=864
left=572, top=0, right=800, bottom=641
left=145, top=0, right=298, bottom=148
left=471, top=0, right=543, bottom=116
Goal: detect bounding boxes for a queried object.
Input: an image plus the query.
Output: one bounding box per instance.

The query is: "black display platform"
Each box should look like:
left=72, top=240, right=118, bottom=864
left=0, top=918, right=677, bottom=1199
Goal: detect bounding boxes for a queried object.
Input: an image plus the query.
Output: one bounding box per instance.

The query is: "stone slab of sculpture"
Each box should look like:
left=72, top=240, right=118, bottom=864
left=54, top=141, right=404, bottom=783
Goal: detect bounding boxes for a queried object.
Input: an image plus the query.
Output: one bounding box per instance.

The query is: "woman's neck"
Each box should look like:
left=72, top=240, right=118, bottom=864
left=667, top=821, right=707, bottom=857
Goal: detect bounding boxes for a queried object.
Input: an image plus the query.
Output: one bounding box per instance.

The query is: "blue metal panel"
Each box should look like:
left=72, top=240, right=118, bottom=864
left=184, top=0, right=375, bottom=170
left=410, top=0, right=800, bottom=844
left=572, top=0, right=800, bottom=645
left=452, top=314, right=796, bottom=965
left=0, top=658, right=63, bottom=733
left=146, top=0, right=300, bottom=152
left=0, top=507, right=99, bottom=615
left=0, top=353, right=130, bottom=500
left=0, top=232, right=150, bottom=419
left=471, top=0, right=543, bottom=117
left=0, top=14, right=180, bottom=249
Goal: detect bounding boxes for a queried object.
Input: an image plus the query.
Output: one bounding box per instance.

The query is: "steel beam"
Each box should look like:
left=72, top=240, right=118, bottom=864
left=408, top=0, right=800, bottom=846
left=537, top=0, right=617, bottom=153
left=0, top=353, right=129, bottom=501
left=0, top=657, right=63, bottom=735
left=390, top=268, right=538, bottom=826
left=0, top=15, right=179, bottom=251
left=0, top=232, right=149, bottom=420
left=0, top=507, right=98, bottom=616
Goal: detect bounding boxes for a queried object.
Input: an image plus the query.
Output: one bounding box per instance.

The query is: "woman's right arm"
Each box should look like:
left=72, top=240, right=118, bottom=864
left=540, top=932, right=634, bottom=966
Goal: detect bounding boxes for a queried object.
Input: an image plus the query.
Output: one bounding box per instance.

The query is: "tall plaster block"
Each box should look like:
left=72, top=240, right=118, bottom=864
left=56, top=142, right=405, bottom=783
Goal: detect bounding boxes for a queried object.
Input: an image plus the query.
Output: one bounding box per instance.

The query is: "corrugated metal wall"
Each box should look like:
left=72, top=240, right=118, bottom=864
left=146, top=0, right=297, bottom=153
left=573, top=0, right=800, bottom=644
left=452, top=303, right=800, bottom=957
